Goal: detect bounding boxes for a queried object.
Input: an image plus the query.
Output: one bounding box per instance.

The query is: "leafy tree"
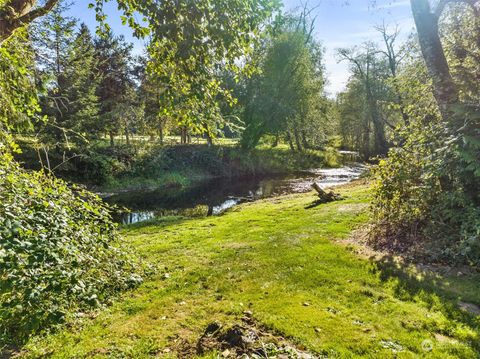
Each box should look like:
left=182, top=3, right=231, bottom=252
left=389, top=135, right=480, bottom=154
left=241, top=12, right=327, bottom=151
left=102, top=0, right=281, bottom=140
left=0, top=0, right=60, bottom=43
left=370, top=1, right=480, bottom=265
left=0, top=31, right=38, bottom=146
left=337, top=43, right=391, bottom=157
left=32, top=0, right=78, bottom=144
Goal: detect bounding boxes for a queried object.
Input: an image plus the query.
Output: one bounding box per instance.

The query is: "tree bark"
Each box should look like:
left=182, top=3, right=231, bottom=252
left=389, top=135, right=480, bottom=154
left=125, top=128, right=130, bottom=146
left=0, top=0, right=59, bottom=43
left=410, top=0, right=460, bottom=122
left=159, top=124, right=164, bottom=145
left=109, top=131, right=115, bottom=147
left=294, top=128, right=303, bottom=152
left=286, top=131, right=295, bottom=151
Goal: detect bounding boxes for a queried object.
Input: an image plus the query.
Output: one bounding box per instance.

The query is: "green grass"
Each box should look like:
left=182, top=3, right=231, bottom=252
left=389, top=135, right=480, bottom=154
left=14, top=136, right=341, bottom=192
left=21, top=184, right=480, bottom=358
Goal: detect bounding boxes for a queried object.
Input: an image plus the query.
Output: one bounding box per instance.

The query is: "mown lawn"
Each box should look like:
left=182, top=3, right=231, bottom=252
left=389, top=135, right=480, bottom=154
left=22, top=183, right=480, bottom=358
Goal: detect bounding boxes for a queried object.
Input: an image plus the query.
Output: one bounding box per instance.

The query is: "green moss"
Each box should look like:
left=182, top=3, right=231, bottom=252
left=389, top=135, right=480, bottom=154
left=21, top=184, right=480, bottom=358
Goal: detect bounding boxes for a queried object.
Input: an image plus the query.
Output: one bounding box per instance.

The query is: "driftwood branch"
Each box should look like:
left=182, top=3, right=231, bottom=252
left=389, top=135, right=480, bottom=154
left=311, top=182, right=342, bottom=203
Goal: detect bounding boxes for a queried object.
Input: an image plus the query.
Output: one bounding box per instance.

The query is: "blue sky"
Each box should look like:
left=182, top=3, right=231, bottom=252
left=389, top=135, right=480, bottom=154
left=67, top=0, right=415, bottom=95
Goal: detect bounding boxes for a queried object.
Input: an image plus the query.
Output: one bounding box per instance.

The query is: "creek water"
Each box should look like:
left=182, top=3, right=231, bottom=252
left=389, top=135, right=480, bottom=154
left=104, top=163, right=365, bottom=225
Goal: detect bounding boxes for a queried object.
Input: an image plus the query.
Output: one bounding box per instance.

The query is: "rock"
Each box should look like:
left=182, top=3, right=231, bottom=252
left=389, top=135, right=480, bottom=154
left=221, top=349, right=231, bottom=357
left=303, top=302, right=311, bottom=307
left=314, top=327, right=322, bottom=333
left=219, top=325, right=250, bottom=348
left=243, top=310, right=253, bottom=317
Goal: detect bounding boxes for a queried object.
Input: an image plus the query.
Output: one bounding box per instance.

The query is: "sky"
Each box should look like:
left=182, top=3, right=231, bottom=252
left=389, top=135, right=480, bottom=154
left=67, top=0, right=416, bottom=96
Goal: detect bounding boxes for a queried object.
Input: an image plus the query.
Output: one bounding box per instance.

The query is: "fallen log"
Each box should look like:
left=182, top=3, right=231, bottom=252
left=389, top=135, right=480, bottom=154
left=311, top=182, right=342, bottom=203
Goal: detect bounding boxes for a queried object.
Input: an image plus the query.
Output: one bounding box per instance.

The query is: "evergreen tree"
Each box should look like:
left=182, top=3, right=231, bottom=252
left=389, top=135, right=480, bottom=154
left=61, top=23, right=99, bottom=140
left=32, top=0, right=77, bottom=143
left=94, top=31, right=135, bottom=146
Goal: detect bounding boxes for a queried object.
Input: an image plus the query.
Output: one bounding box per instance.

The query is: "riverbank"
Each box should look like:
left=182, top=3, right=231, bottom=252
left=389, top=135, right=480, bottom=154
left=20, top=182, right=480, bottom=358
left=14, top=139, right=342, bottom=193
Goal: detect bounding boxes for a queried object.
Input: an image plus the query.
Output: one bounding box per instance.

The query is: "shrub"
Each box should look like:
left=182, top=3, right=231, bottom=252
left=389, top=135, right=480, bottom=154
left=0, top=151, right=143, bottom=344
left=371, top=113, right=480, bottom=266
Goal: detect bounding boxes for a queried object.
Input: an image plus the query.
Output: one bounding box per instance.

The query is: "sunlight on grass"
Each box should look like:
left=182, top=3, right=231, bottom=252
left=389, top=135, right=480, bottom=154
left=22, top=184, right=480, bottom=358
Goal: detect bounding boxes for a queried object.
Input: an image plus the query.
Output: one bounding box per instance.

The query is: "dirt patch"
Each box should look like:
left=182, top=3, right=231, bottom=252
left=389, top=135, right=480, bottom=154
left=179, top=313, right=317, bottom=358
left=339, top=228, right=479, bottom=276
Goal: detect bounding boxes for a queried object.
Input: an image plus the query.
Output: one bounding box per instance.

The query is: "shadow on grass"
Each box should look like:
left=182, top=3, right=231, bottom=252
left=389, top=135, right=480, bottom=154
left=120, top=215, right=188, bottom=233
left=371, top=255, right=480, bottom=352
left=304, top=197, right=344, bottom=209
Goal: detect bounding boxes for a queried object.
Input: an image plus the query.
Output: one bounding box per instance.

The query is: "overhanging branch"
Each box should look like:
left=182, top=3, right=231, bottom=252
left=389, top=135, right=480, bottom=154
left=0, top=0, right=59, bottom=43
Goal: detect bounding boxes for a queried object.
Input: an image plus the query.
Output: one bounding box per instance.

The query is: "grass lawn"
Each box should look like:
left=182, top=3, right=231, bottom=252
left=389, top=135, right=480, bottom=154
left=21, top=183, right=480, bottom=358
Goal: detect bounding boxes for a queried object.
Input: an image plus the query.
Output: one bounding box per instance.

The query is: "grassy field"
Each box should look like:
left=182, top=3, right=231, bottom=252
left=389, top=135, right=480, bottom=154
left=20, top=183, right=480, bottom=358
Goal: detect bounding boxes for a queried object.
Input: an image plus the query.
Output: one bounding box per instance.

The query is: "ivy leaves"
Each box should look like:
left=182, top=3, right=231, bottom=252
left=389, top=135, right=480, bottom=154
left=0, top=155, right=143, bottom=345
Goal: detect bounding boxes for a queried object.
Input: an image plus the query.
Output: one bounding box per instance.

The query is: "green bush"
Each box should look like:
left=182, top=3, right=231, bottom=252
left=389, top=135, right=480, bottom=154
left=0, top=151, right=143, bottom=344
left=371, top=114, right=480, bottom=266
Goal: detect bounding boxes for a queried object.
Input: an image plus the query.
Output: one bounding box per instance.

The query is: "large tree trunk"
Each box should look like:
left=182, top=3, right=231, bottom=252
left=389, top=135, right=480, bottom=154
left=0, top=0, right=59, bottom=43
left=410, top=0, right=460, bottom=122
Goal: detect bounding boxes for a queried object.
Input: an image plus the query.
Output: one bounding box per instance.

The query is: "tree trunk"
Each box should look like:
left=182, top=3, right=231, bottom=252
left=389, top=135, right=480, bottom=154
left=202, top=123, right=213, bottom=146
left=204, top=132, right=213, bottom=147
left=294, top=128, right=303, bottom=152
left=272, top=134, right=279, bottom=148
left=286, top=131, right=295, bottom=151
left=109, top=131, right=115, bottom=147
left=180, top=127, right=187, bottom=144
left=158, top=122, right=164, bottom=145
left=0, top=0, right=59, bottom=43
left=125, top=127, right=130, bottom=146
left=301, top=131, right=309, bottom=149
left=365, top=81, right=387, bottom=156
left=410, top=0, right=460, bottom=122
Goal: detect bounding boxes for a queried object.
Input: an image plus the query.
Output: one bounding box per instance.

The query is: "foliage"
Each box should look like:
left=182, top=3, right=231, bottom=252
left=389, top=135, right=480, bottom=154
left=92, top=0, right=281, bottom=140
left=0, top=151, right=143, bottom=344
left=240, top=12, right=328, bottom=150
left=94, top=30, right=137, bottom=145
left=0, top=31, right=39, bottom=139
left=371, top=107, right=480, bottom=265
left=32, top=1, right=98, bottom=146
left=369, top=3, right=480, bottom=266
left=336, top=41, right=402, bottom=158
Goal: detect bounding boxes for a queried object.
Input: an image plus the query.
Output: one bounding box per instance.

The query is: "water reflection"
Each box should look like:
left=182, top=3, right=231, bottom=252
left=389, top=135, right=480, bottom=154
left=106, top=165, right=365, bottom=225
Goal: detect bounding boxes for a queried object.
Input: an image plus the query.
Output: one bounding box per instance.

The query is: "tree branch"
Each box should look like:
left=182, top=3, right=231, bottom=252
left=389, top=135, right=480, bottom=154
left=17, top=0, right=59, bottom=25
left=0, top=0, right=59, bottom=43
